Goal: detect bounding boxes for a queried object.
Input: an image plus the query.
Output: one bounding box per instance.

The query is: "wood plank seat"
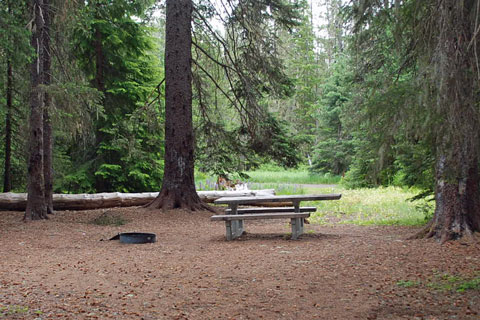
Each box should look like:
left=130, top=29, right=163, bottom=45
left=211, top=212, right=311, bottom=240
left=225, top=206, right=317, bottom=214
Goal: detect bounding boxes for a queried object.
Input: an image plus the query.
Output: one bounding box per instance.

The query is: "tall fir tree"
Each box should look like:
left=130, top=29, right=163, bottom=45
left=350, top=0, right=480, bottom=240
left=0, top=0, right=31, bottom=192
left=25, top=0, right=47, bottom=220
left=147, top=0, right=303, bottom=210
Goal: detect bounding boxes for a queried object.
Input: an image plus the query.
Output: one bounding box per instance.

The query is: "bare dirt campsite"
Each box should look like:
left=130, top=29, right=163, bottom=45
left=1, top=207, right=479, bottom=319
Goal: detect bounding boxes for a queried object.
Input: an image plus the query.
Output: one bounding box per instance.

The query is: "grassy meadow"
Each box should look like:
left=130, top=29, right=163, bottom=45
left=306, top=186, right=432, bottom=226
left=196, top=166, right=432, bottom=227
left=245, top=168, right=340, bottom=185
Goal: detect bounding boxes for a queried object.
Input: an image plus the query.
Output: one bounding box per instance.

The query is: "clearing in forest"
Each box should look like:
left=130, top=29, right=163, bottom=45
left=0, top=207, right=479, bottom=319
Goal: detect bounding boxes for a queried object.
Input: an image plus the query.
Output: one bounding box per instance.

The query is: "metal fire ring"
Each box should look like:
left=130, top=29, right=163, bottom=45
left=119, top=232, right=156, bottom=244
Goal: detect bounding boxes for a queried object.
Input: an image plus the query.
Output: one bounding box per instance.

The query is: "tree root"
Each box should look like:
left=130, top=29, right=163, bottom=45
left=23, top=208, right=49, bottom=221
left=408, top=219, right=480, bottom=244
left=407, top=220, right=434, bottom=240
left=144, top=188, right=217, bottom=213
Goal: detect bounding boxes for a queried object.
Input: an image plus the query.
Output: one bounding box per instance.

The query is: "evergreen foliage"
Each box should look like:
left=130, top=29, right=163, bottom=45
left=0, top=0, right=31, bottom=191
left=190, top=0, right=305, bottom=176
left=270, top=0, right=323, bottom=160
left=311, top=55, right=354, bottom=176
left=308, top=0, right=437, bottom=192
left=71, top=0, right=164, bottom=192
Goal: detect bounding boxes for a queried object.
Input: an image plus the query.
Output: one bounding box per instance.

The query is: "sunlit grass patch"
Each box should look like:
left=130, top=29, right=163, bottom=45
left=195, top=169, right=429, bottom=227
left=195, top=168, right=340, bottom=190
left=247, top=182, right=306, bottom=195
left=245, top=169, right=340, bottom=185
left=310, top=187, right=429, bottom=226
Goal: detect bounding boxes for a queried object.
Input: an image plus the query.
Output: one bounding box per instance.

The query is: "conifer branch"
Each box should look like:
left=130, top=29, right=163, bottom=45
left=191, top=40, right=234, bottom=72
left=191, top=59, right=241, bottom=115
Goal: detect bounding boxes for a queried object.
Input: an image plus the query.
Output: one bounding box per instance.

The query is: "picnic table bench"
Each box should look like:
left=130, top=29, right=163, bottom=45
left=212, top=194, right=341, bottom=240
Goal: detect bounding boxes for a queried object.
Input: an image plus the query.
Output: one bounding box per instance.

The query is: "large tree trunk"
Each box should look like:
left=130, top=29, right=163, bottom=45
left=416, top=148, right=480, bottom=242
left=25, top=0, right=47, bottom=220
left=43, top=0, right=54, bottom=214
left=146, top=0, right=212, bottom=211
left=3, top=59, right=13, bottom=192
left=3, top=0, right=13, bottom=193
left=413, top=0, right=480, bottom=241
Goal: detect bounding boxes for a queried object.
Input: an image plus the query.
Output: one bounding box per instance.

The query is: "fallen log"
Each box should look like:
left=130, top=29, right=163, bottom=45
left=0, top=189, right=276, bottom=211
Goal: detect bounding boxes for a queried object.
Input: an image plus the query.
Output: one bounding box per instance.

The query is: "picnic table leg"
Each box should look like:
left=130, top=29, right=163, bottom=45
left=291, top=217, right=302, bottom=240
left=291, top=200, right=303, bottom=239
left=225, top=220, right=243, bottom=240
left=225, top=220, right=234, bottom=240
left=228, top=204, right=244, bottom=240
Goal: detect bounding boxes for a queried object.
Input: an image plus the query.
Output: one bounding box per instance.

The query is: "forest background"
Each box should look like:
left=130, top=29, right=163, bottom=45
left=0, top=0, right=476, bottom=231
left=0, top=0, right=422, bottom=191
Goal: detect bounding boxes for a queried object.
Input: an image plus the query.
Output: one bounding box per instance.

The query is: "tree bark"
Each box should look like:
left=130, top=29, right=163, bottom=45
left=415, top=148, right=480, bottom=242
left=3, top=0, right=13, bottom=193
left=412, top=0, right=480, bottom=241
left=146, top=0, right=212, bottom=211
left=3, top=59, right=13, bottom=192
left=43, top=0, right=54, bottom=214
left=24, top=0, right=47, bottom=220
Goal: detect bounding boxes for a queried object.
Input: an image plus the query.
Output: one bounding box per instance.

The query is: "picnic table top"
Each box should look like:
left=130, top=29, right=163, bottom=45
left=214, top=193, right=342, bottom=205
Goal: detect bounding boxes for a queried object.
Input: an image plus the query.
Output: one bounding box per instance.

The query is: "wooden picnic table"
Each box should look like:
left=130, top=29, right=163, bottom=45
left=212, top=194, right=342, bottom=240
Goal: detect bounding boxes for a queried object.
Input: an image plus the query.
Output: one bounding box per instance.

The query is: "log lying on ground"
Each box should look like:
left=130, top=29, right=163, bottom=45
left=199, top=189, right=275, bottom=203
left=0, top=189, right=276, bottom=211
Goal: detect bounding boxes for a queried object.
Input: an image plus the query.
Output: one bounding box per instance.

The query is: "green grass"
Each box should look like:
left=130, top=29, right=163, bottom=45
left=0, top=305, right=30, bottom=316
left=194, top=179, right=307, bottom=195
left=397, top=273, right=480, bottom=293
left=309, top=186, right=430, bottom=226
left=426, top=273, right=480, bottom=292
left=194, top=167, right=340, bottom=190
left=247, top=182, right=306, bottom=195
left=396, top=280, right=421, bottom=288
left=245, top=169, right=340, bottom=185
left=195, top=167, right=430, bottom=227
left=457, top=278, right=480, bottom=292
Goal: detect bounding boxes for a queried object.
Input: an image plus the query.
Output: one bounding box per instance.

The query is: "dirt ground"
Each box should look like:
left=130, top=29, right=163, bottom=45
left=0, top=207, right=479, bottom=320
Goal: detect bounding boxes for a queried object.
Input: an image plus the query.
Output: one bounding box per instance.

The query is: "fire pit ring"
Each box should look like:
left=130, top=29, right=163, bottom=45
left=119, top=232, right=156, bottom=244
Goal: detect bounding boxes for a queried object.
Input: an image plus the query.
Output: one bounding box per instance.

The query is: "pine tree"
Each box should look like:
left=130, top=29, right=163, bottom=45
left=146, top=0, right=302, bottom=210
left=414, top=0, right=480, bottom=241
left=350, top=0, right=480, bottom=241
left=0, top=0, right=30, bottom=192
left=25, top=0, right=47, bottom=220
left=146, top=0, right=209, bottom=210
left=43, top=0, right=53, bottom=213
left=72, top=0, right=163, bottom=192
